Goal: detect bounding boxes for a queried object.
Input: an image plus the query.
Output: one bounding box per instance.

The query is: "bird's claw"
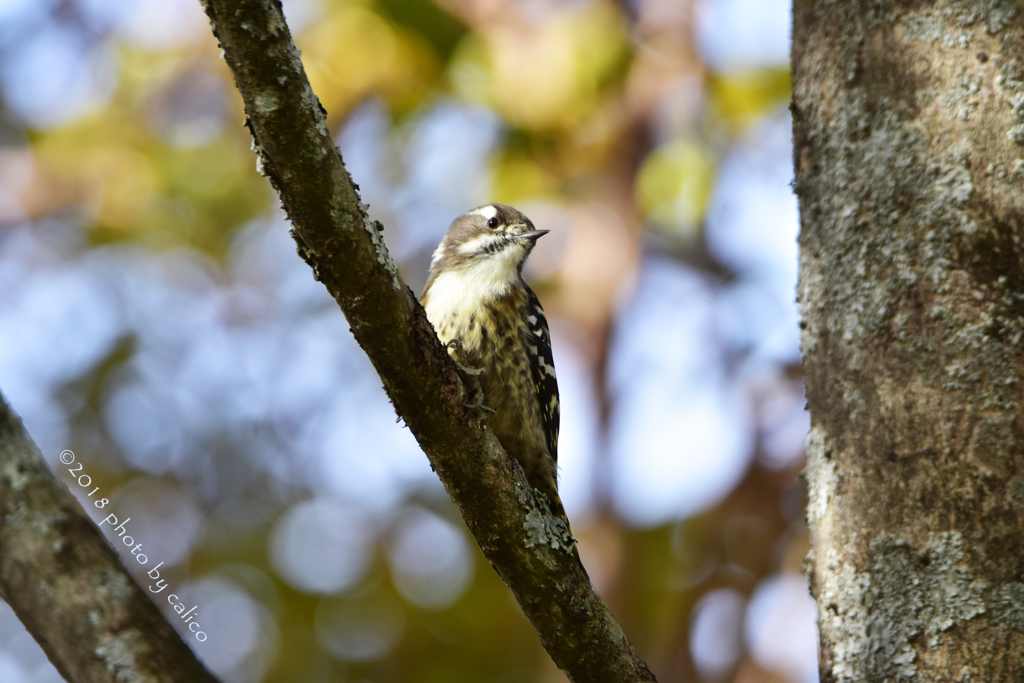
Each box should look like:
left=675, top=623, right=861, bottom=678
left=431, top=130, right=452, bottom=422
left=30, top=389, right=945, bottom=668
left=446, top=339, right=484, bottom=376
left=446, top=338, right=492, bottom=412
left=464, top=394, right=496, bottom=413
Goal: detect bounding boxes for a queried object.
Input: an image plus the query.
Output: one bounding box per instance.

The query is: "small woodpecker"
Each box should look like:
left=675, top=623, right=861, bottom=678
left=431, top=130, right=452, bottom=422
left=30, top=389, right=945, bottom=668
left=420, top=203, right=565, bottom=520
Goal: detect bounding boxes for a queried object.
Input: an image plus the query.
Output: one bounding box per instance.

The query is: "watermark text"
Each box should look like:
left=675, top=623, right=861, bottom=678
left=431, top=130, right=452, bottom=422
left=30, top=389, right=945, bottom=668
left=59, top=450, right=208, bottom=642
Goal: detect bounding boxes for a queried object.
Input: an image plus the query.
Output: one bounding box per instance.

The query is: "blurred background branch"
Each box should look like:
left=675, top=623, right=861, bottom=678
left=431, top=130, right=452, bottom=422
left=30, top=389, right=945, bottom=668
left=0, top=0, right=808, bottom=681
left=0, top=393, right=219, bottom=683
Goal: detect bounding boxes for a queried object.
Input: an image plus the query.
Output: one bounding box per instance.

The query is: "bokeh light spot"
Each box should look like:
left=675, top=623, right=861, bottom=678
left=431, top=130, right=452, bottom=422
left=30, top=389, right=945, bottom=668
left=316, top=590, right=405, bottom=662
left=690, top=588, right=746, bottom=680
left=269, top=498, right=376, bottom=594
left=387, top=507, right=473, bottom=609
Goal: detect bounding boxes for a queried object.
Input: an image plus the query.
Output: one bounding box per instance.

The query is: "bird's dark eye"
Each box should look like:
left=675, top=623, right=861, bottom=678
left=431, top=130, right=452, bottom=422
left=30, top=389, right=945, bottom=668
left=487, top=217, right=500, bottom=229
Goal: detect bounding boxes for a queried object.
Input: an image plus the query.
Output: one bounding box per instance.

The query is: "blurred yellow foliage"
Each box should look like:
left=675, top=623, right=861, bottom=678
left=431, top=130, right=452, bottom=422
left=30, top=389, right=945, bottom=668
left=301, top=3, right=440, bottom=119
left=708, top=67, right=791, bottom=132
left=449, top=2, right=629, bottom=131
left=25, top=45, right=272, bottom=255
left=635, top=137, right=715, bottom=235
left=490, top=153, right=557, bottom=204
left=25, top=1, right=449, bottom=255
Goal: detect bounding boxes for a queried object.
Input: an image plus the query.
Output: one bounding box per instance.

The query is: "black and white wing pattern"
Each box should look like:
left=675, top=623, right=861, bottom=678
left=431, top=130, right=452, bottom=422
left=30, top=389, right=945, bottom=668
left=524, top=286, right=560, bottom=461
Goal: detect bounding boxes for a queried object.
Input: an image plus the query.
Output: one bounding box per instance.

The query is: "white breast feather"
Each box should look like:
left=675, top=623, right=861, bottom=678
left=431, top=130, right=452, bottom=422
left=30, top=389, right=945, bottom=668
left=429, top=242, right=447, bottom=271
left=424, top=248, right=522, bottom=332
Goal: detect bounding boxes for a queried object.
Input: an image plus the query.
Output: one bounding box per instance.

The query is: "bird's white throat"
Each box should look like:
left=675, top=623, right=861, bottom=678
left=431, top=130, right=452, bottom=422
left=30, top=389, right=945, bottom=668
left=424, top=249, right=523, bottom=326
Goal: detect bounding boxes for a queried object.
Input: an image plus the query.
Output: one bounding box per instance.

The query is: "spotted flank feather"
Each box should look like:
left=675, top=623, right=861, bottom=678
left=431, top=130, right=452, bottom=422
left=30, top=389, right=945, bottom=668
left=420, top=202, right=568, bottom=521
left=525, top=286, right=560, bottom=462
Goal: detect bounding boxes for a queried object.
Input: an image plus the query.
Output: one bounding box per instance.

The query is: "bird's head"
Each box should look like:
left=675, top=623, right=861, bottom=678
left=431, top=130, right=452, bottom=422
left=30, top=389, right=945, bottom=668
left=425, top=203, right=548, bottom=295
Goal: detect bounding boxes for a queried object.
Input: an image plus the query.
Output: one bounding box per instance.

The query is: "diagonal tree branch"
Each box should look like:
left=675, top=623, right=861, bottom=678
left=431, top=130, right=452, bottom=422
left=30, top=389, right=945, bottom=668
left=0, top=393, right=220, bottom=683
left=198, top=0, right=656, bottom=680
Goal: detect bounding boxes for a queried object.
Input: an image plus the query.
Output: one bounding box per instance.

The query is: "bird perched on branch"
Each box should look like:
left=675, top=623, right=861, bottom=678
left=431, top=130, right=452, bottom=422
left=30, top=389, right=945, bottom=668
left=420, top=203, right=566, bottom=522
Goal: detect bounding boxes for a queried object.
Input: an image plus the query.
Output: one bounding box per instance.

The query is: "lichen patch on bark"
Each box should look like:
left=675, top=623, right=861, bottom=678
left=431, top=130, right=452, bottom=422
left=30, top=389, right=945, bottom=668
left=817, top=533, right=987, bottom=681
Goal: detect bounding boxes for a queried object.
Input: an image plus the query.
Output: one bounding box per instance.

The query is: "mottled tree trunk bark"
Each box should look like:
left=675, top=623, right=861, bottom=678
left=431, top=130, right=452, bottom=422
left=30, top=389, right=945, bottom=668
left=793, top=1, right=1024, bottom=680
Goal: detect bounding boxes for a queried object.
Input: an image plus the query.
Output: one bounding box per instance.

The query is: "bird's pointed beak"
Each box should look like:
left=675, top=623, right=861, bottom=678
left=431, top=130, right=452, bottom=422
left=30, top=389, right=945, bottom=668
left=520, top=229, right=549, bottom=241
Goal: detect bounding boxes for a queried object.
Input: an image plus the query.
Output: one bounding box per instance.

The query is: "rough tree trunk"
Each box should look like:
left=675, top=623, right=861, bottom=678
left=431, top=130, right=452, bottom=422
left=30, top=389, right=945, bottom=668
left=793, top=1, right=1024, bottom=680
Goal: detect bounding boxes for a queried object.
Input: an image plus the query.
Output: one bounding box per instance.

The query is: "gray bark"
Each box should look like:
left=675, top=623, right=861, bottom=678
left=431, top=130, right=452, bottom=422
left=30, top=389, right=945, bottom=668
left=793, top=0, right=1024, bottom=680
left=197, top=0, right=656, bottom=680
left=0, top=393, right=220, bottom=683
